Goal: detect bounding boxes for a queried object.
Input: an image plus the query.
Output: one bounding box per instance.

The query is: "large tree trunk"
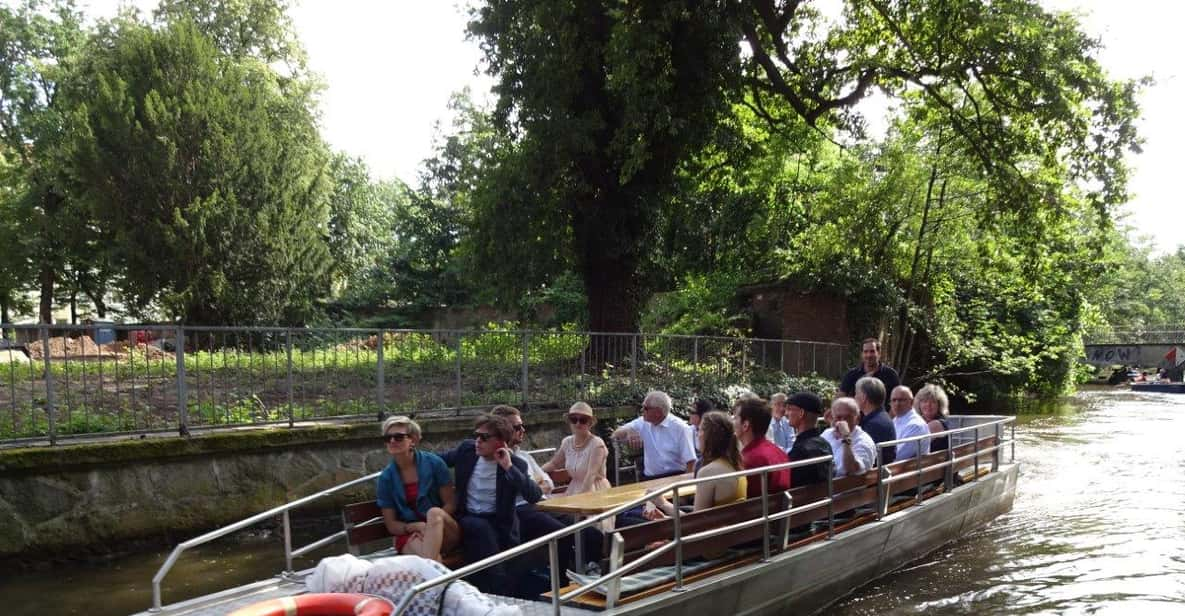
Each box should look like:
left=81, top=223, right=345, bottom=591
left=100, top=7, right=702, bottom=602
left=38, top=264, right=55, bottom=324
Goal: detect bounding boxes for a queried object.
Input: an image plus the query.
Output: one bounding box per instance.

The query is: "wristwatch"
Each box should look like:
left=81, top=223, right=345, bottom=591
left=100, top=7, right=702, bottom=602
left=841, top=437, right=852, bottom=444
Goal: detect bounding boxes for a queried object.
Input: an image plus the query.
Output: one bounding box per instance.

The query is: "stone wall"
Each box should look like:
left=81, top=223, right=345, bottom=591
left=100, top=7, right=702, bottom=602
left=0, top=406, right=636, bottom=568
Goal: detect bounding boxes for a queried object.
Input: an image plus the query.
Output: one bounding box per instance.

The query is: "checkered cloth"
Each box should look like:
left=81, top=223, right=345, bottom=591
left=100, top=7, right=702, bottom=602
left=307, top=554, right=521, bottom=616
left=566, top=549, right=744, bottom=597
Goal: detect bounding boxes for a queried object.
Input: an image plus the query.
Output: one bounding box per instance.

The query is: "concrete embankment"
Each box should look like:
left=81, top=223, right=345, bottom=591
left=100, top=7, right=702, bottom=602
left=0, top=406, right=635, bottom=568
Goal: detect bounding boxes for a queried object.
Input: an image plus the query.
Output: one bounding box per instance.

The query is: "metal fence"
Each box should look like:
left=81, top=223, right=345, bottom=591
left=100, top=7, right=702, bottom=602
left=0, top=323, right=846, bottom=445
left=1083, top=329, right=1185, bottom=345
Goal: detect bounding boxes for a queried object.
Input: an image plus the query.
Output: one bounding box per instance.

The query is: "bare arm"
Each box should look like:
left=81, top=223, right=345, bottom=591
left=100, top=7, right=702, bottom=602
left=381, top=508, right=408, bottom=536
left=438, top=484, right=457, bottom=516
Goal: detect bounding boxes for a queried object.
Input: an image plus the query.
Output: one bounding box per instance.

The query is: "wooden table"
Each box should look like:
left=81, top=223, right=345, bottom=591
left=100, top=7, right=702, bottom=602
left=536, top=473, right=693, bottom=572
left=536, top=473, right=694, bottom=516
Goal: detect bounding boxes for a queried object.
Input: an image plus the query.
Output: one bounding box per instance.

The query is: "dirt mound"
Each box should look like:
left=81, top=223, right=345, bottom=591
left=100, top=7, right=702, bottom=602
left=105, top=339, right=171, bottom=360
left=26, top=335, right=119, bottom=360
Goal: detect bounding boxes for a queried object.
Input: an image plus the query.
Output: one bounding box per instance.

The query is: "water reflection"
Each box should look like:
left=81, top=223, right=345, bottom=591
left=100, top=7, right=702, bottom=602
left=829, top=387, right=1185, bottom=615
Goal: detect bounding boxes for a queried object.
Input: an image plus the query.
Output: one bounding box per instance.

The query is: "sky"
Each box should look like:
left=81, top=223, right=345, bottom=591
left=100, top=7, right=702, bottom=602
left=77, top=0, right=1183, bottom=254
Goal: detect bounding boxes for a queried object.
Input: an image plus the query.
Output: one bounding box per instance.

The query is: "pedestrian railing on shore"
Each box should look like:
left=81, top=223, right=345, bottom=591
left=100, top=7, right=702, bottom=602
left=0, top=324, right=845, bottom=445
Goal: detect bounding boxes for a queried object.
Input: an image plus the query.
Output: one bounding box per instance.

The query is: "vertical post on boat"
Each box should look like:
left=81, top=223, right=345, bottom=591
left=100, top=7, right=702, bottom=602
left=1011, top=420, right=1016, bottom=463
left=826, top=460, right=835, bottom=539
left=944, top=437, right=955, bottom=493
left=973, top=425, right=980, bottom=482
left=992, top=421, right=1000, bottom=472
left=282, top=509, right=293, bottom=574
left=673, top=485, right=685, bottom=591
left=915, top=444, right=923, bottom=505
left=761, top=470, right=770, bottom=562
left=549, top=539, right=562, bottom=616
left=875, top=446, right=884, bottom=520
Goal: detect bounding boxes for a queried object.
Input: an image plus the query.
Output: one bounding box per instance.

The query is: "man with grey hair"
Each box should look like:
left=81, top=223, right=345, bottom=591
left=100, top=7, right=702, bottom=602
left=767, top=393, right=795, bottom=454
left=889, top=386, right=930, bottom=460
left=854, top=376, right=896, bottom=465
left=612, top=390, right=696, bottom=480
left=821, top=397, right=877, bottom=477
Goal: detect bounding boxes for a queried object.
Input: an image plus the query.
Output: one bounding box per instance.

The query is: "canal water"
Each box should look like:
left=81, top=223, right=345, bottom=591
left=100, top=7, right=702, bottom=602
left=3, top=388, right=1183, bottom=615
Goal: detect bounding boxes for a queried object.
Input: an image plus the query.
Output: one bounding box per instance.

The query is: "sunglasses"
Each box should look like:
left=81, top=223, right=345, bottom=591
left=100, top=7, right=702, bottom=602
left=512, top=424, right=526, bottom=432
left=568, top=415, right=590, bottom=425
left=473, top=431, right=493, bottom=441
left=383, top=433, right=410, bottom=443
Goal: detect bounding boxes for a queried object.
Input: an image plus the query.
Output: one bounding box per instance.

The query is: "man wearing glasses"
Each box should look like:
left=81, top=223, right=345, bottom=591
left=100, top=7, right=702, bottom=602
left=492, top=405, right=555, bottom=497
left=439, top=413, right=554, bottom=595
left=889, top=385, right=930, bottom=460
left=611, top=390, right=696, bottom=480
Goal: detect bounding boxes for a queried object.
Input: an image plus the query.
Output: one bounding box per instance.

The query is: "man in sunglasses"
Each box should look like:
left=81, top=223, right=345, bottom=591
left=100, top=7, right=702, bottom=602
left=491, top=405, right=555, bottom=497
left=439, top=413, right=549, bottom=595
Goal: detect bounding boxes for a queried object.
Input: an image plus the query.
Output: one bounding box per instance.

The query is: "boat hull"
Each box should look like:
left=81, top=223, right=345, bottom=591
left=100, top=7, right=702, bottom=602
left=1131, top=382, right=1185, bottom=394
left=610, top=462, right=1019, bottom=616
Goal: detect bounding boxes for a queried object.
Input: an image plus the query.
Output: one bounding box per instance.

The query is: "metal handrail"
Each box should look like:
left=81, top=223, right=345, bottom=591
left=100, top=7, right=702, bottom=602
left=390, top=454, right=835, bottom=616
left=149, top=470, right=381, bottom=611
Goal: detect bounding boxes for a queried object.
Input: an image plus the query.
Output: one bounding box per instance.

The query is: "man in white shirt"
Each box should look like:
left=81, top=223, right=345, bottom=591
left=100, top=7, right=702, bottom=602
left=889, top=386, right=931, bottom=460
left=612, top=390, right=696, bottom=480
left=492, top=405, right=555, bottom=497
left=821, top=397, right=876, bottom=477
left=767, top=393, right=796, bottom=453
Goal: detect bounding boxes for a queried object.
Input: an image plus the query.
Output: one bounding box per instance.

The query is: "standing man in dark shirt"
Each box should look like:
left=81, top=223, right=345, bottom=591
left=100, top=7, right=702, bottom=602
left=854, top=376, right=896, bottom=465
left=839, top=338, right=900, bottom=413
left=784, top=392, right=831, bottom=487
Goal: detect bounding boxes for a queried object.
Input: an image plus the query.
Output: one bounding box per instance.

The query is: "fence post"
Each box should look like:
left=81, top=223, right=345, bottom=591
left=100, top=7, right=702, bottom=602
left=692, top=337, right=699, bottom=366
left=455, top=333, right=463, bottom=409
left=521, top=332, right=531, bottom=407
left=41, top=325, right=56, bottom=446
left=176, top=325, right=187, bottom=436
left=376, top=331, right=385, bottom=421
left=630, top=334, right=638, bottom=385
left=285, top=329, right=294, bottom=428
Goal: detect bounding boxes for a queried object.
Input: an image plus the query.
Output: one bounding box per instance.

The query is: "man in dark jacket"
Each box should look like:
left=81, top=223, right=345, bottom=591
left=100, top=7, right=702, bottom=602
left=785, top=392, right=832, bottom=487
left=838, top=338, right=901, bottom=413
left=854, top=376, right=896, bottom=465
left=439, top=413, right=556, bottom=594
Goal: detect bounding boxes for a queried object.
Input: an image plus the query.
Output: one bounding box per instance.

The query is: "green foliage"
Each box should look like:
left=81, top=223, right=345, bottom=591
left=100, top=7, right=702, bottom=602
left=64, top=17, right=333, bottom=324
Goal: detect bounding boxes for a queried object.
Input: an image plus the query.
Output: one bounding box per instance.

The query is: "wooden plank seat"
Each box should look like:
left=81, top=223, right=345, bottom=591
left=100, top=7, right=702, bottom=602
left=342, top=501, right=465, bottom=569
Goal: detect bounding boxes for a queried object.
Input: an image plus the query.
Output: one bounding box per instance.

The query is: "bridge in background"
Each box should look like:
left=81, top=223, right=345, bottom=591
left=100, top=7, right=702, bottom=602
left=1083, top=329, right=1185, bottom=368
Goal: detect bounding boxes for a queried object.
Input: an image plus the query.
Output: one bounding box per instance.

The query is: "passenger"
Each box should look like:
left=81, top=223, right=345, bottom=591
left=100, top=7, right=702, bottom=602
left=889, top=386, right=930, bottom=460
left=821, top=398, right=876, bottom=477
left=689, top=398, right=713, bottom=459
left=854, top=376, right=896, bottom=465
left=491, top=405, right=554, bottom=496
left=767, top=393, right=796, bottom=454
left=612, top=390, right=697, bottom=480
left=541, top=402, right=611, bottom=496
left=916, top=384, right=951, bottom=451
left=376, top=416, right=460, bottom=564
left=838, top=338, right=901, bottom=413
left=646, top=411, right=746, bottom=518
left=438, top=413, right=567, bottom=596
left=785, top=392, right=832, bottom=487
left=732, top=396, right=791, bottom=498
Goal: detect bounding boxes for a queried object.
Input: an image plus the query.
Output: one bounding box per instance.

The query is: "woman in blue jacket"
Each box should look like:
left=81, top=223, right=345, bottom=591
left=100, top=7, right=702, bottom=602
left=376, top=416, right=459, bottom=563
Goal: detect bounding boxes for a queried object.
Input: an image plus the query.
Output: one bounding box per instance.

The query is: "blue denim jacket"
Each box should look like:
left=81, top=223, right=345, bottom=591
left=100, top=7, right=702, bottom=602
left=376, top=450, right=452, bottom=522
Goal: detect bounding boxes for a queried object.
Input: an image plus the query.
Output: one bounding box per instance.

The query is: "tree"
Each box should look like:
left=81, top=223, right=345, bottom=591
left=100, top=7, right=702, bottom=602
left=0, top=0, right=89, bottom=323
left=467, top=0, right=741, bottom=332
left=65, top=17, right=333, bottom=324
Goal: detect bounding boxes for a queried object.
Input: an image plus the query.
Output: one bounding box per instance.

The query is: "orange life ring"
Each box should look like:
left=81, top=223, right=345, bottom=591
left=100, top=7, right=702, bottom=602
left=228, top=593, right=395, bottom=616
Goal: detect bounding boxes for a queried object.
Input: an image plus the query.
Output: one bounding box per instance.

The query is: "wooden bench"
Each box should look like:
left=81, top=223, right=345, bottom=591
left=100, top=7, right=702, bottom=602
left=341, top=501, right=465, bottom=568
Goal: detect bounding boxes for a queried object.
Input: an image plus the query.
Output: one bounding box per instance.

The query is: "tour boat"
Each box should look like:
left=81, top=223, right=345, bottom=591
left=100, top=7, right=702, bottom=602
left=1131, top=381, right=1185, bottom=394
left=135, top=414, right=1017, bottom=616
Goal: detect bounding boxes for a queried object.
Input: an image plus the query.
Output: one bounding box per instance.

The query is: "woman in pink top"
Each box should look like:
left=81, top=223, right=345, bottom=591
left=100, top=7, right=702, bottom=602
left=542, top=402, right=612, bottom=496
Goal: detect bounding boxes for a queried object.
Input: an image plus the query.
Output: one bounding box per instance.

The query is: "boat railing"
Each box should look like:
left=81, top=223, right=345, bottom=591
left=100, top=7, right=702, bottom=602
left=391, top=454, right=839, bottom=616
left=873, top=415, right=1016, bottom=517
left=147, top=447, right=558, bottom=611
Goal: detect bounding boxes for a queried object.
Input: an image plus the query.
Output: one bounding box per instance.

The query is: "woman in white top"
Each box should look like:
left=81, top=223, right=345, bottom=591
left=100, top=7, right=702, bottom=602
left=542, top=402, right=612, bottom=495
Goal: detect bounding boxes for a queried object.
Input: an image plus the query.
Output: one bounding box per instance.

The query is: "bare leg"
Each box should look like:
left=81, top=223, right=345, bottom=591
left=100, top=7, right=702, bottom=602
left=422, top=507, right=460, bottom=562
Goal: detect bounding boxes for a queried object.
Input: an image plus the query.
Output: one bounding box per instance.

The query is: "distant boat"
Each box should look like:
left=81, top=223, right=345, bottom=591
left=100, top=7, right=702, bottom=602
left=1132, top=382, right=1185, bottom=394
